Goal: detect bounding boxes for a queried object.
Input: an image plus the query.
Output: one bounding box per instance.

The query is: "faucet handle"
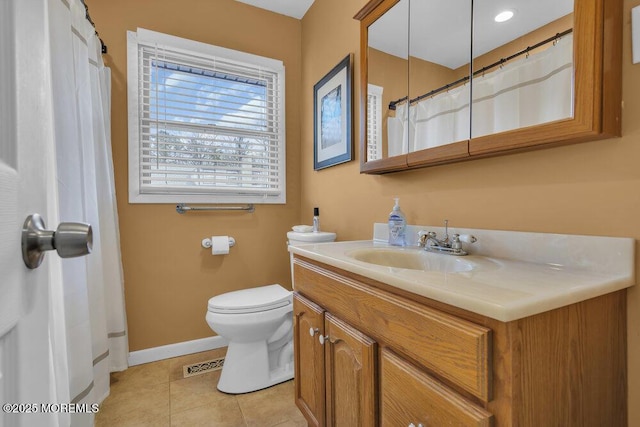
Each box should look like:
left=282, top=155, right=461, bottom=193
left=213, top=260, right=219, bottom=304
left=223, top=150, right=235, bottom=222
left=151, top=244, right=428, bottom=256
left=417, top=230, right=434, bottom=246
left=457, top=234, right=477, bottom=244
left=450, top=233, right=477, bottom=255
left=418, top=230, right=428, bottom=246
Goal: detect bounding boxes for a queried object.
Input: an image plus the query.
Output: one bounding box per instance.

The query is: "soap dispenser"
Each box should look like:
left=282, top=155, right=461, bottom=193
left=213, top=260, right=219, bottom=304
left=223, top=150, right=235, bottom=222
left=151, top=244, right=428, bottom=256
left=388, top=198, right=406, bottom=246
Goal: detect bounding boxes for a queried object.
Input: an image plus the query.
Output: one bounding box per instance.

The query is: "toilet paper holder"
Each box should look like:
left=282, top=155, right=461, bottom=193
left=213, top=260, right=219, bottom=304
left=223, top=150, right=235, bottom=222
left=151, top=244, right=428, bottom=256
left=201, top=236, right=236, bottom=249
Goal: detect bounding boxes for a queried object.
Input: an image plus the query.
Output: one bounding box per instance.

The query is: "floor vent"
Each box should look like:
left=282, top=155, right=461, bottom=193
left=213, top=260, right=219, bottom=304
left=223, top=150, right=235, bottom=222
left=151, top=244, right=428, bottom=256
left=183, top=357, right=225, bottom=378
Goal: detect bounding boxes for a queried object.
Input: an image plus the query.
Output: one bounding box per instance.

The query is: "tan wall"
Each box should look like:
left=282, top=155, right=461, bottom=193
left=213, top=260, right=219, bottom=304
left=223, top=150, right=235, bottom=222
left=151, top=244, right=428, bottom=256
left=302, top=0, right=640, bottom=425
left=369, top=48, right=459, bottom=157
left=87, top=0, right=640, bottom=423
left=470, top=14, right=574, bottom=74
left=368, top=47, right=408, bottom=110
left=368, top=48, right=458, bottom=100
left=409, top=56, right=460, bottom=98
left=368, top=47, right=408, bottom=158
left=86, top=0, right=302, bottom=351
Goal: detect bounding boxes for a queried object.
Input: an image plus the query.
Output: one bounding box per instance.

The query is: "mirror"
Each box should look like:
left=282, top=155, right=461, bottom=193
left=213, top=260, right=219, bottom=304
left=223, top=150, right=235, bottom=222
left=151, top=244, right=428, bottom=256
left=471, top=0, right=575, bottom=138
left=408, top=0, right=471, bottom=153
left=366, top=0, right=409, bottom=163
left=356, top=0, right=620, bottom=174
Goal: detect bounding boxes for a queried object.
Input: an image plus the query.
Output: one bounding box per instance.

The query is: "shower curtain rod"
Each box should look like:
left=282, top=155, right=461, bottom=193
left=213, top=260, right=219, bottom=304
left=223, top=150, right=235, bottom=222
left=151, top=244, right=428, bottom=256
left=81, top=1, right=108, bottom=54
left=388, top=28, right=572, bottom=111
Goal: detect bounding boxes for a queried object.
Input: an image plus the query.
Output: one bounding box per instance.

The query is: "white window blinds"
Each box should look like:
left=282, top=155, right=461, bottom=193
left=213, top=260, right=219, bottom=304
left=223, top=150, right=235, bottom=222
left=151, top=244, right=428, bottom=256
left=367, top=84, right=383, bottom=161
left=127, top=29, right=286, bottom=204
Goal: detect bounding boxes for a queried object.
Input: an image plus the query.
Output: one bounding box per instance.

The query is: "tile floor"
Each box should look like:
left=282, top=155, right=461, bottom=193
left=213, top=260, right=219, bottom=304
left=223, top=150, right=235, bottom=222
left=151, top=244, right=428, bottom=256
left=95, top=348, right=307, bottom=426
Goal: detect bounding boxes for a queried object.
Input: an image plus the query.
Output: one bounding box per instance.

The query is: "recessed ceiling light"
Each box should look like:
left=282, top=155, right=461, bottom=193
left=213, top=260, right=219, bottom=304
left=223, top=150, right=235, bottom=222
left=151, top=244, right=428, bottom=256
left=494, top=10, right=514, bottom=23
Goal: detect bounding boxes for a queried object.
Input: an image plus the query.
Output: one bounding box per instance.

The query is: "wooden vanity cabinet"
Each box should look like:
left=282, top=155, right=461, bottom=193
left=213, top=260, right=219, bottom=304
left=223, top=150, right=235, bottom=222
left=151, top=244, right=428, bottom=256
left=292, top=255, right=627, bottom=426
left=293, top=257, right=493, bottom=426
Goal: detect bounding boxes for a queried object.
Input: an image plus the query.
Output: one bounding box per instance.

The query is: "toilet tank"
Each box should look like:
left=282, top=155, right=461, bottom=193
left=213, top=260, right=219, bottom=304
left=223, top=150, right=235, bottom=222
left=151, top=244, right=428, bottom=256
left=287, top=231, right=336, bottom=287
left=287, top=231, right=337, bottom=246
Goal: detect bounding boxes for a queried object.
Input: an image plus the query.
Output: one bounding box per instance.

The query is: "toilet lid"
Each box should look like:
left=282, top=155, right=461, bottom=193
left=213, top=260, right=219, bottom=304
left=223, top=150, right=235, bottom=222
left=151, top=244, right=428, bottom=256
left=207, top=284, right=292, bottom=314
left=287, top=231, right=337, bottom=243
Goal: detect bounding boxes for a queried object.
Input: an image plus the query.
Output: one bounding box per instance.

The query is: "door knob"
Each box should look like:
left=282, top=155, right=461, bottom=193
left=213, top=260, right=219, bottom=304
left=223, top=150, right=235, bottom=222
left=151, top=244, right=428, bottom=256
left=22, top=214, right=93, bottom=269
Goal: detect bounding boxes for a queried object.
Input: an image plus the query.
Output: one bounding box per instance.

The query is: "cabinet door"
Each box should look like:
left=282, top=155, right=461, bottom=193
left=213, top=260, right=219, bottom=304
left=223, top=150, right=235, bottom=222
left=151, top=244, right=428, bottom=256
left=380, top=349, right=493, bottom=427
left=324, top=313, right=377, bottom=427
left=293, top=294, right=326, bottom=427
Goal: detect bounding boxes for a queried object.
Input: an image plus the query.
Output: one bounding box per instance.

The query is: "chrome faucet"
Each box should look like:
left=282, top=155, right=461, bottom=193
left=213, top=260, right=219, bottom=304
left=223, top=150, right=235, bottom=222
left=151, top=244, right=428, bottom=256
left=418, top=220, right=477, bottom=256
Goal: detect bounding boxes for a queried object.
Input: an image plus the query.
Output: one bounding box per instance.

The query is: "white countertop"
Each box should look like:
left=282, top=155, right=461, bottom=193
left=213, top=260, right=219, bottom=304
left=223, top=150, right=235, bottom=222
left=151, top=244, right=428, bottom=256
left=288, top=224, right=635, bottom=322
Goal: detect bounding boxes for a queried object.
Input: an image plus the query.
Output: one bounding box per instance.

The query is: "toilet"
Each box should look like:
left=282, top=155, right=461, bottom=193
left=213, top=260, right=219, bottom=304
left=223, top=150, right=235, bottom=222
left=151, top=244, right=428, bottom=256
left=206, top=230, right=336, bottom=394
left=287, top=231, right=337, bottom=287
left=206, top=284, right=294, bottom=393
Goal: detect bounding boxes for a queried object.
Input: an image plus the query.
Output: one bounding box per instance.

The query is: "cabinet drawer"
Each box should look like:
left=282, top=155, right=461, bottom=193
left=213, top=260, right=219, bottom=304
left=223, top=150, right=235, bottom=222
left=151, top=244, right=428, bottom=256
left=381, top=349, right=493, bottom=427
left=294, top=257, right=492, bottom=401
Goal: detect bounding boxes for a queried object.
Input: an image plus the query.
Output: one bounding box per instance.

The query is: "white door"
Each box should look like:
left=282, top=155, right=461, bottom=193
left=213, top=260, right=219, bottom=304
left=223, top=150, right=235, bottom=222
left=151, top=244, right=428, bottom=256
left=0, top=1, right=81, bottom=426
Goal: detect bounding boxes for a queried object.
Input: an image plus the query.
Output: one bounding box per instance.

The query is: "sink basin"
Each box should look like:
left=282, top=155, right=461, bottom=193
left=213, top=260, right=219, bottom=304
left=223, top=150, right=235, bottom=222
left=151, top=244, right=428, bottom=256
left=347, top=247, right=479, bottom=273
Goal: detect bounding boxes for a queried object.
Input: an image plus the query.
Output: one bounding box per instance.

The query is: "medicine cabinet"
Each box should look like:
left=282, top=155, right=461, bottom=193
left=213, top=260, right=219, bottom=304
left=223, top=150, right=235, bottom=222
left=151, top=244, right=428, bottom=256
left=355, top=0, right=621, bottom=174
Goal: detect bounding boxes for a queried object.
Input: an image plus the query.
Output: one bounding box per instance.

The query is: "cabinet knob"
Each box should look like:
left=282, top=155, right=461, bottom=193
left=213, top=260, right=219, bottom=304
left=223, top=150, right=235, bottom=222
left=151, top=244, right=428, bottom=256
left=408, top=424, right=425, bottom=427
left=309, top=327, right=319, bottom=337
left=319, top=335, right=329, bottom=345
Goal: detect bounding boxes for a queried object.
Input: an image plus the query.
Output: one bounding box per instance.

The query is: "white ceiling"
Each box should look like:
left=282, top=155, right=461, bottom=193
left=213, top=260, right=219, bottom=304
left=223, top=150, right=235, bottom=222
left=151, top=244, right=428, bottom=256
left=234, top=0, right=315, bottom=19
left=369, top=0, right=574, bottom=69
left=234, top=0, right=573, bottom=69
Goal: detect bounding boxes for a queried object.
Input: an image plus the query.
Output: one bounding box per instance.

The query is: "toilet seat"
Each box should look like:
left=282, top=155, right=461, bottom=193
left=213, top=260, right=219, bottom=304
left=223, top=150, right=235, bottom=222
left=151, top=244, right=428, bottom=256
left=207, top=284, right=291, bottom=314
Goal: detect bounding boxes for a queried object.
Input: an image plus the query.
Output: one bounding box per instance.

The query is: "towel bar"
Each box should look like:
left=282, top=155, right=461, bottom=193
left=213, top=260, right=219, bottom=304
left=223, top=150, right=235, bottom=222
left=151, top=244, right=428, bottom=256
left=176, top=203, right=255, bottom=214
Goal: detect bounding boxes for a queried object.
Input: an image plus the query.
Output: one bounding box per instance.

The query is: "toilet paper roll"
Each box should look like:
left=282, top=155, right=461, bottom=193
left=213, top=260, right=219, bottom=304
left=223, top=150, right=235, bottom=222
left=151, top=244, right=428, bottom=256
left=211, top=235, right=230, bottom=255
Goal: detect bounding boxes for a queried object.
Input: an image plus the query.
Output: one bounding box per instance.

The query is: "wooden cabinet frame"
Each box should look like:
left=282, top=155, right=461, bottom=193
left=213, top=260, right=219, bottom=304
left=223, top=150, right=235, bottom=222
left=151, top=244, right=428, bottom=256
left=354, top=0, right=622, bottom=174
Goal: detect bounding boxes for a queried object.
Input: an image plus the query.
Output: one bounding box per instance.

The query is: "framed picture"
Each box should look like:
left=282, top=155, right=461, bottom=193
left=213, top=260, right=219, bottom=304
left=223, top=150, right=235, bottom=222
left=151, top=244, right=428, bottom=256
left=313, top=54, right=353, bottom=170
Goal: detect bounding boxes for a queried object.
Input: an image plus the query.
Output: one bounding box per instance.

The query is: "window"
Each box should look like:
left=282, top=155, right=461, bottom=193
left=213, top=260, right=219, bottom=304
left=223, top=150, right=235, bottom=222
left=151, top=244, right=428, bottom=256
left=127, top=28, right=286, bottom=204
left=367, top=84, right=383, bottom=161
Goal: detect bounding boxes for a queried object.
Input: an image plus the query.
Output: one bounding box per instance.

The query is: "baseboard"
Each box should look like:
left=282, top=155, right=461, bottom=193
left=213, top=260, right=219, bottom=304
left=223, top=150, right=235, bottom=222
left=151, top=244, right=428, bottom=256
left=128, top=336, right=228, bottom=366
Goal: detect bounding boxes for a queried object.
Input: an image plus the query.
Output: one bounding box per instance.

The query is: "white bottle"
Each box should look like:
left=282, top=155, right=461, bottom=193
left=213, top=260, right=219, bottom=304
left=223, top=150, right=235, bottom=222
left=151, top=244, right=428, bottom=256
left=388, top=198, right=406, bottom=246
left=312, top=207, right=320, bottom=232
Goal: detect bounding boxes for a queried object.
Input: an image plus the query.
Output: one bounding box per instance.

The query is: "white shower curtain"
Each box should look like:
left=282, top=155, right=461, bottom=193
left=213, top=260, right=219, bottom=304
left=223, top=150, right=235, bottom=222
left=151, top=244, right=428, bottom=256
left=46, top=0, right=127, bottom=425
left=387, top=34, right=573, bottom=153
left=412, top=83, right=470, bottom=150
left=471, top=34, right=574, bottom=138
left=387, top=102, right=412, bottom=156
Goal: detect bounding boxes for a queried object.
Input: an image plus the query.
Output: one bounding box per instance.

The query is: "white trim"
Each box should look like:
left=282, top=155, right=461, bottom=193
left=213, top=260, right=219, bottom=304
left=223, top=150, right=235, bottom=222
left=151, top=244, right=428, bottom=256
left=633, top=6, right=640, bottom=64
left=135, top=28, right=284, bottom=72
left=126, top=28, right=286, bottom=205
left=126, top=31, right=141, bottom=204
left=127, top=335, right=228, bottom=366
left=128, top=192, right=278, bottom=205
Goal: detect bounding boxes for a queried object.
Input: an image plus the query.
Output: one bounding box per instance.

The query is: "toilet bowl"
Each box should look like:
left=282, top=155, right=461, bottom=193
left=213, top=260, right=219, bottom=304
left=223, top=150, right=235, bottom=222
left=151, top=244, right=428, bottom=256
left=206, top=229, right=336, bottom=394
left=206, top=284, right=293, bottom=394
